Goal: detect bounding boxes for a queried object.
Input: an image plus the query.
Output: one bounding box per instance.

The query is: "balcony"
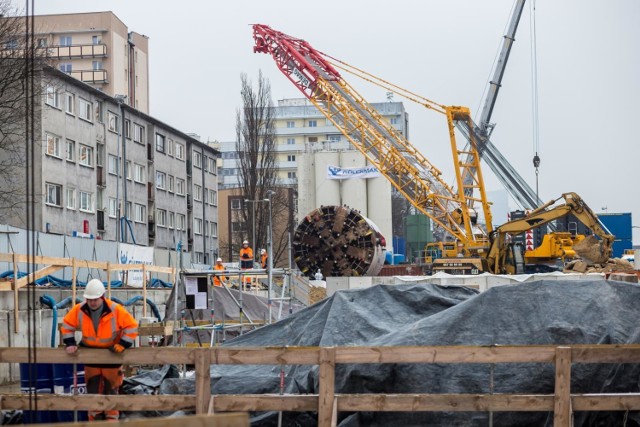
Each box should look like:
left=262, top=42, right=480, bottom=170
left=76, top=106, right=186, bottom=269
left=69, top=69, right=108, bottom=84
left=48, top=44, right=107, bottom=59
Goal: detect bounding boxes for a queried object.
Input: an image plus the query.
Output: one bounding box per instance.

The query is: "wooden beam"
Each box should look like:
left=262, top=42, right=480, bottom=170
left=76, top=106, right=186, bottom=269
left=12, top=253, right=18, bottom=333
left=212, top=347, right=320, bottom=365
left=195, top=348, right=212, bottom=414
left=572, top=346, right=640, bottom=363
left=14, top=264, right=65, bottom=289
left=0, top=347, right=196, bottom=365
left=572, top=393, right=640, bottom=411
left=142, top=263, right=148, bottom=318
left=554, top=346, right=572, bottom=427
left=337, top=393, right=554, bottom=412
left=318, top=346, right=336, bottom=427
left=211, top=395, right=317, bottom=412
left=72, top=257, right=77, bottom=303
left=0, top=394, right=194, bottom=411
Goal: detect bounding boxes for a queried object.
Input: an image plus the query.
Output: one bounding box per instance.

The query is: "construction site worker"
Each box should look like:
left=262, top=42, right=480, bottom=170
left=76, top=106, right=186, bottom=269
left=61, top=279, right=138, bottom=421
left=213, top=257, right=226, bottom=287
left=260, top=248, right=268, bottom=269
left=239, top=240, right=254, bottom=287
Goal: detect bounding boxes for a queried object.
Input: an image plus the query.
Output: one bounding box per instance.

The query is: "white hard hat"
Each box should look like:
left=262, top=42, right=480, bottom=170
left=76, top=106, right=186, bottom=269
left=243, top=240, right=249, bottom=245
left=260, top=249, right=266, bottom=254
left=83, top=279, right=105, bottom=299
left=216, top=257, right=223, bottom=262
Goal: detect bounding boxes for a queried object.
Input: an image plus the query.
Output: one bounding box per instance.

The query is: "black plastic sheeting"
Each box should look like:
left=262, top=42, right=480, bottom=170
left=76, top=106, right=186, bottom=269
left=139, top=279, right=640, bottom=426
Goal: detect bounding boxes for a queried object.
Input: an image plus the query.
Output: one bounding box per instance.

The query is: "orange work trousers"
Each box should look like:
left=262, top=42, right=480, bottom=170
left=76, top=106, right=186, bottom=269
left=85, top=365, right=124, bottom=421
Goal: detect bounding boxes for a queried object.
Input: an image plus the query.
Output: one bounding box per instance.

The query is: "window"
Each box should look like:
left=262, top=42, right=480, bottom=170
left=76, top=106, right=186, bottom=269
left=231, top=199, right=242, bottom=210
left=287, top=138, right=295, bottom=145
left=92, top=35, right=101, bottom=45
left=92, top=61, right=102, bottom=70
left=79, top=191, right=93, bottom=212
left=194, top=184, right=202, bottom=201
left=65, top=93, right=74, bottom=114
left=96, top=145, right=104, bottom=167
left=59, top=36, right=72, bottom=46
left=209, top=189, right=217, bottom=206
left=108, top=198, right=117, bottom=218
left=156, top=209, right=167, bottom=227
left=176, top=214, right=186, bottom=231
left=37, top=38, right=47, bottom=48
left=59, top=63, right=72, bottom=73
left=193, top=151, right=202, bottom=168
left=79, top=144, right=93, bottom=167
left=124, top=119, right=131, bottom=139
left=45, top=86, right=59, bottom=108
left=308, top=137, right=318, bottom=143
left=133, top=123, right=145, bottom=143
left=65, top=140, right=75, bottom=162
left=125, top=161, right=132, bottom=180
left=4, top=37, right=18, bottom=49
left=288, top=171, right=297, bottom=179
left=232, top=222, right=245, bottom=232
left=167, top=139, right=174, bottom=156
left=390, top=117, right=399, bottom=125
left=208, top=158, right=216, bottom=173
left=79, top=98, right=92, bottom=122
left=155, top=133, right=165, bottom=153
left=125, top=201, right=132, bottom=218
left=46, top=134, right=61, bottom=158
left=194, top=218, right=203, bottom=235
left=107, top=155, right=119, bottom=175
left=107, top=111, right=119, bottom=132
left=134, top=204, right=146, bottom=223
left=175, top=143, right=184, bottom=160
left=286, top=121, right=295, bottom=128
left=168, top=212, right=175, bottom=229
left=167, top=175, right=174, bottom=192
left=328, top=135, right=341, bottom=142
left=134, top=163, right=145, bottom=183
left=287, top=155, right=296, bottom=162
left=156, top=171, right=166, bottom=189
left=176, top=178, right=185, bottom=195
left=45, top=183, right=62, bottom=206
left=210, top=222, right=218, bottom=237
left=308, top=120, right=317, bottom=127
left=66, top=188, right=76, bottom=210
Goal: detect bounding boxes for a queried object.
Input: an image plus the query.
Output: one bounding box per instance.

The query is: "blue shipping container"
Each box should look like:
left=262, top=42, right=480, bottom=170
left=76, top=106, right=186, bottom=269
left=52, top=363, right=88, bottom=422
left=612, top=239, right=632, bottom=259
left=20, top=363, right=55, bottom=424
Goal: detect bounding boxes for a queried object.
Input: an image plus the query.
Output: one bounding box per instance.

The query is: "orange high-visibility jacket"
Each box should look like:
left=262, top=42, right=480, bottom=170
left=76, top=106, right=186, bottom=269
left=260, top=252, right=268, bottom=269
left=213, top=263, right=226, bottom=286
left=239, top=246, right=254, bottom=269
left=61, top=298, right=138, bottom=350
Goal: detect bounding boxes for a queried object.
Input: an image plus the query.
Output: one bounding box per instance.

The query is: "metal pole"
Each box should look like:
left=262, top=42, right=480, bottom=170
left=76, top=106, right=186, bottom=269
left=120, top=100, right=128, bottom=243
left=267, top=190, right=274, bottom=323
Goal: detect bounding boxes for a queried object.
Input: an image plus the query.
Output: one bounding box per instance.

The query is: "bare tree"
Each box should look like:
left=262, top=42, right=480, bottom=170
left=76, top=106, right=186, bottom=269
left=0, top=3, right=50, bottom=222
left=235, top=71, right=291, bottom=267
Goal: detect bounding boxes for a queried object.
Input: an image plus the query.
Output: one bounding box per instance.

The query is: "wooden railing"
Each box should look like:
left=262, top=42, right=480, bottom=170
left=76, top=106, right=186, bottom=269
left=2, top=345, right=640, bottom=426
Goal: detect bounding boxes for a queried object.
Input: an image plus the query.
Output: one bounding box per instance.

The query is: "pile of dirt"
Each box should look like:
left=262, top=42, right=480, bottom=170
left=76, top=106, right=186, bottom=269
left=573, top=235, right=610, bottom=264
left=564, top=257, right=636, bottom=274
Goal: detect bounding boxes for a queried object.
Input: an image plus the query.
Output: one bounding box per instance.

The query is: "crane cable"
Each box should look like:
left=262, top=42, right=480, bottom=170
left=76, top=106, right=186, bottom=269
left=530, top=0, right=541, bottom=205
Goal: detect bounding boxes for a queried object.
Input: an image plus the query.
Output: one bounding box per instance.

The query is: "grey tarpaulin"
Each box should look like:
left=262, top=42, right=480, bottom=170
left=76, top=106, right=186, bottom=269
left=157, top=279, right=640, bottom=426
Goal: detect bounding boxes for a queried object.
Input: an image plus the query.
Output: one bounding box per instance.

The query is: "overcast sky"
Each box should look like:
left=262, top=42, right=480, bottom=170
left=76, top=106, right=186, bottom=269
left=14, top=0, right=640, bottom=243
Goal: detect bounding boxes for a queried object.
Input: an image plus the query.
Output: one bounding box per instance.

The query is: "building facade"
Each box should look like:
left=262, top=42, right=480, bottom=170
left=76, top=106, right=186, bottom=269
left=28, top=11, right=150, bottom=113
left=5, top=67, right=218, bottom=262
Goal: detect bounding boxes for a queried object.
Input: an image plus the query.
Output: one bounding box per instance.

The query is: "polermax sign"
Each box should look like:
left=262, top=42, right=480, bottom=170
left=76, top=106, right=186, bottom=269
left=327, top=165, right=381, bottom=180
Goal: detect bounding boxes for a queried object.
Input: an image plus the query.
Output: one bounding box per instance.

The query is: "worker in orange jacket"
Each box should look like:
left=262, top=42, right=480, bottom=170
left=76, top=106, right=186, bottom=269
left=213, top=257, right=226, bottom=287
left=260, top=248, right=268, bottom=269
left=239, top=240, right=254, bottom=287
left=61, top=279, right=138, bottom=421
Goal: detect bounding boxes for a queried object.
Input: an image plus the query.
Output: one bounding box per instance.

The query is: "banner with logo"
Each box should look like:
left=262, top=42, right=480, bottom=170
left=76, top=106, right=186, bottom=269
left=327, top=165, right=381, bottom=180
left=118, top=243, right=154, bottom=288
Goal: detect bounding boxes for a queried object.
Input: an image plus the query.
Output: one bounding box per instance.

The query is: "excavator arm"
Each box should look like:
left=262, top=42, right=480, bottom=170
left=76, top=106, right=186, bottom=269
left=485, top=192, right=614, bottom=274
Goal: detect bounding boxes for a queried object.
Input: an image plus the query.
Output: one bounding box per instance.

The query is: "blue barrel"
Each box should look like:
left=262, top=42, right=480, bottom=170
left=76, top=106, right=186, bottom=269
left=19, top=363, right=55, bottom=424
left=52, top=363, right=88, bottom=422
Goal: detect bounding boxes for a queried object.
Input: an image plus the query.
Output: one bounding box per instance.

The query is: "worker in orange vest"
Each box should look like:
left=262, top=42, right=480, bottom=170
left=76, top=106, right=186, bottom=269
left=260, top=248, right=268, bottom=269
left=61, top=279, right=138, bottom=421
left=213, top=257, right=226, bottom=287
left=239, top=240, right=254, bottom=287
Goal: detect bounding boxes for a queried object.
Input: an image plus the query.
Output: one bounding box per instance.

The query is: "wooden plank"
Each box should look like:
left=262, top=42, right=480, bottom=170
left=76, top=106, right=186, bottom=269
left=0, top=394, right=194, bottom=411
left=335, top=345, right=557, bottom=364
left=318, top=347, right=336, bottom=427
left=14, top=264, right=65, bottom=289
left=195, top=348, right=212, bottom=414
left=337, top=393, right=554, bottom=412
left=213, top=347, right=320, bottom=365
left=572, top=346, right=640, bottom=363
left=75, top=259, right=107, bottom=270
left=12, top=253, right=18, bottom=333
left=142, top=264, right=148, bottom=318
left=211, top=394, right=317, bottom=412
left=573, top=393, right=640, bottom=411
left=0, top=347, right=196, bottom=365
left=72, top=258, right=77, bottom=303
left=554, top=346, right=572, bottom=427
left=147, top=265, right=176, bottom=274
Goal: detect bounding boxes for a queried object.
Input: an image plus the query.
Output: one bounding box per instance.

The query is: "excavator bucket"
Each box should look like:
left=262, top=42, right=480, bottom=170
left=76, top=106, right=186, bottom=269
left=573, top=235, right=610, bottom=265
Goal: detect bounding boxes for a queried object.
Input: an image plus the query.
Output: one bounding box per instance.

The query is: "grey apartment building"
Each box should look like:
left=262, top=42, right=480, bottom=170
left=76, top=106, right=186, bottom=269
left=7, top=67, right=219, bottom=263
